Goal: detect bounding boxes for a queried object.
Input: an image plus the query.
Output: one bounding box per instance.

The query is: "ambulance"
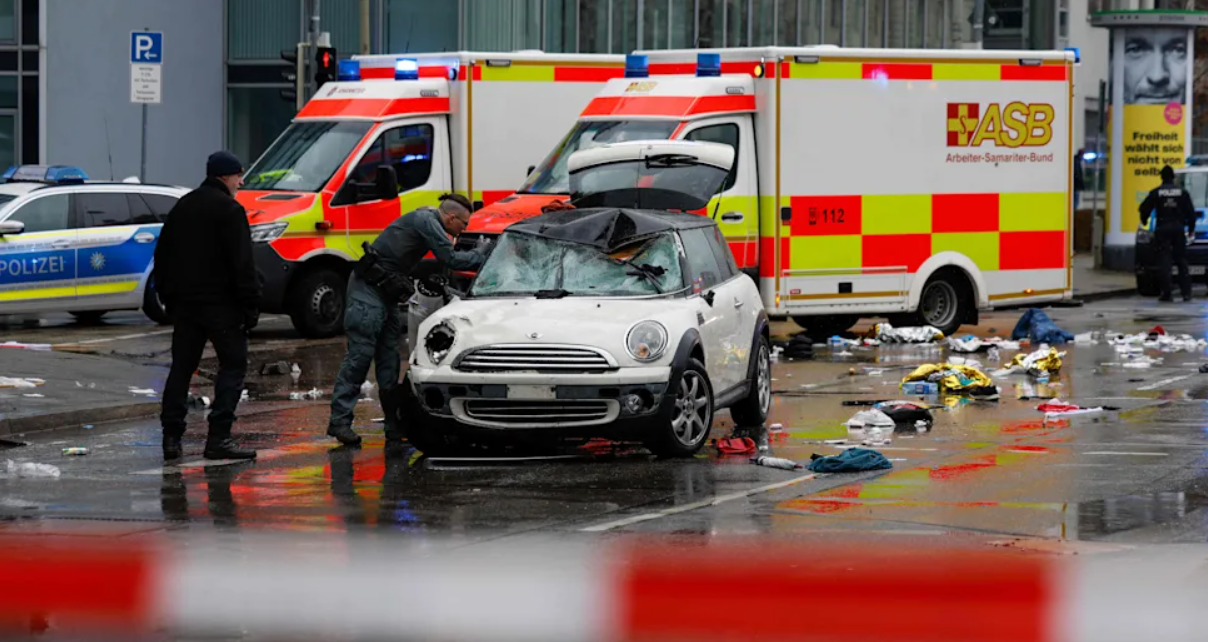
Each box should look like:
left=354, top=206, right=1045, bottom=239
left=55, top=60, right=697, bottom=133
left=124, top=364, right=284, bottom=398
left=240, top=51, right=624, bottom=338
left=462, top=47, right=1076, bottom=337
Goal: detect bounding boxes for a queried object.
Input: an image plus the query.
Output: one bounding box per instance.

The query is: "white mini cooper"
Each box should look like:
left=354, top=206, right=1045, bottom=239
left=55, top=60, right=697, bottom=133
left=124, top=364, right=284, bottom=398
left=402, top=141, right=771, bottom=457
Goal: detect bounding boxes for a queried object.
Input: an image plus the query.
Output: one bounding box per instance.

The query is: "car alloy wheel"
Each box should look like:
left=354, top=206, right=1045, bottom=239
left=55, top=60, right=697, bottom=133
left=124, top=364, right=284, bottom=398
left=756, top=344, right=771, bottom=415
left=672, top=371, right=712, bottom=447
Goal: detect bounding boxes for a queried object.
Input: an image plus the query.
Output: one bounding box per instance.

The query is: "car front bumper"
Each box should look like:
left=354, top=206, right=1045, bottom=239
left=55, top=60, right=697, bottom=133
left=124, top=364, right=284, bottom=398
left=253, top=243, right=299, bottom=314
left=1135, top=240, right=1208, bottom=280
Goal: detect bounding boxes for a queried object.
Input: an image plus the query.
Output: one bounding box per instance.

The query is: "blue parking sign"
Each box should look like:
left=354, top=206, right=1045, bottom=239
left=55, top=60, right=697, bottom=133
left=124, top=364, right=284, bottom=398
left=130, top=32, right=163, bottom=64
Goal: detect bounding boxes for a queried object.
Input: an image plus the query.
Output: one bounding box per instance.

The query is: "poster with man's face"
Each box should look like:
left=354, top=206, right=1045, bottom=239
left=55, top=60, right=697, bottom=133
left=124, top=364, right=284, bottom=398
left=1122, top=27, right=1189, bottom=105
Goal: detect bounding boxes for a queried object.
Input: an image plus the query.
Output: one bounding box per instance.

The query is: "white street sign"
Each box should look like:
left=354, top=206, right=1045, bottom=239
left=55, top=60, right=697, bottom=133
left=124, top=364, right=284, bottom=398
left=130, top=64, right=161, bottom=104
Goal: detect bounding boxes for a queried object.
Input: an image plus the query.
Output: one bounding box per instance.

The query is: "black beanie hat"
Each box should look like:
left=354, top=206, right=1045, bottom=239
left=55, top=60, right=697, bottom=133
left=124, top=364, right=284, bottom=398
left=206, top=150, right=244, bottom=178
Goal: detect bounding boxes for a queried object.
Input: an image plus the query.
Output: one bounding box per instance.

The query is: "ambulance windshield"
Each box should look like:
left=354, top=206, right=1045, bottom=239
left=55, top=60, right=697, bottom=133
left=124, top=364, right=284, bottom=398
left=518, top=120, right=678, bottom=195
left=244, top=121, right=373, bottom=192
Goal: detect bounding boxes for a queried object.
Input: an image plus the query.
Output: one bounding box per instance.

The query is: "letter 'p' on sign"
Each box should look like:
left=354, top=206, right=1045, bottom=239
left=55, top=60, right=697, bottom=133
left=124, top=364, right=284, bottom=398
left=130, top=32, right=163, bottom=63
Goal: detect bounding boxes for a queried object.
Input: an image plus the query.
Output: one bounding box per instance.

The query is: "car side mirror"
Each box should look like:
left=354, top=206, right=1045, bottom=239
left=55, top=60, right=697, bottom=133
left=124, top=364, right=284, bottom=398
left=0, top=220, right=24, bottom=236
left=703, top=290, right=715, bottom=307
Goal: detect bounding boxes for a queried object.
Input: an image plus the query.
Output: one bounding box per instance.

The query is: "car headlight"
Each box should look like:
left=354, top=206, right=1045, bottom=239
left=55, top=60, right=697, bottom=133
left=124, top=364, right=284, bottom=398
left=250, top=222, right=288, bottom=244
left=1136, top=227, right=1152, bottom=244
left=627, top=321, right=668, bottom=362
left=425, top=322, right=456, bottom=365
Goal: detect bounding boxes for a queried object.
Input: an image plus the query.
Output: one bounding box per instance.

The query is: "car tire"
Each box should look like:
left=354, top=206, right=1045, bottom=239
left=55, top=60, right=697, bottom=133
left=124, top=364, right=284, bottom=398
left=914, top=271, right=970, bottom=337
left=1136, top=273, right=1159, bottom=297
left=791, top=314, right=858, bottom=338
left=69, top=310, right=108, bottom=325
left=142, top=273, right=171, bottom=325
left=646, top=358, right=714, bottom=458
left=288, top=268, right=346, bottom=339
left=729, top=336, right=771, bottom=427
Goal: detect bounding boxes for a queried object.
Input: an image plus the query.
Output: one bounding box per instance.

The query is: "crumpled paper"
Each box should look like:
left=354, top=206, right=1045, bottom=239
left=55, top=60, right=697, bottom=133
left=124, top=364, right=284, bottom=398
left=901, top=362, right=994, bottom=393
left=871, top=322, right=944, bottom=344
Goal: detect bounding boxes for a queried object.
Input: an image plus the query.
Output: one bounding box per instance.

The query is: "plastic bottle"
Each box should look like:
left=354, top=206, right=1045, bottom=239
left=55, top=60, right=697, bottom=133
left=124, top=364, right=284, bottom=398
left=828, top=336, right=845, bottom=347
left=61, top=448, right=89, bottom=456
left=751, top=456, right=804, bottom=471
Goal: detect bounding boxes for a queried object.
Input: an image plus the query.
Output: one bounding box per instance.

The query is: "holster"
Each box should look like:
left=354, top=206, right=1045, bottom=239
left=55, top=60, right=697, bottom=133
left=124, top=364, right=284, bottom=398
left=354, top=242, right=415, bottom=304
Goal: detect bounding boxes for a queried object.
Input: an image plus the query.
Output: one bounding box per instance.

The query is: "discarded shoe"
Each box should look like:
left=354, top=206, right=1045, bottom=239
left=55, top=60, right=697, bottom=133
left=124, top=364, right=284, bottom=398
left=327, top=425, right=362, bottom=446
left=203, top=438, right=256, bottom=460
left=714, top=437, right=757, bottom=454
left=163, top=435, right=182, bottom=460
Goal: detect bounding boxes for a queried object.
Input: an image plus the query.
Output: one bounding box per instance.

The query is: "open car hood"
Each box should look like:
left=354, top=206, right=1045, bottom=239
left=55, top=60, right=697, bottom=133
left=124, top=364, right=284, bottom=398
left=565, top=140, right=734, bottom=211
left=505, top=207, right=713, bottom=254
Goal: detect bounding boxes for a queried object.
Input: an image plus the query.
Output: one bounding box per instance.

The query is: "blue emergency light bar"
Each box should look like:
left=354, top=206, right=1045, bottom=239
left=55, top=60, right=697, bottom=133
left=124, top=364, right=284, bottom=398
left=338, top=59, right=361, bottom=81
left=697, top=53, right=721, bottom=77
left=395, top=58, right=419, bottom=80
left=1187, top=155, right=1208, bottom=167
left=2, top=165, right=88, bottom=184
left=1065, top=47, right=1080, bottom=64
left=625, top=54, right=648, bottom=78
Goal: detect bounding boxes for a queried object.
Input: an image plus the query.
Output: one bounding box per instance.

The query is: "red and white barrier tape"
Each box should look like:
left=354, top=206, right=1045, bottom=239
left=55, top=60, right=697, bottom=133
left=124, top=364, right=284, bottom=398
left=1, top=536, right=1206, bottom=641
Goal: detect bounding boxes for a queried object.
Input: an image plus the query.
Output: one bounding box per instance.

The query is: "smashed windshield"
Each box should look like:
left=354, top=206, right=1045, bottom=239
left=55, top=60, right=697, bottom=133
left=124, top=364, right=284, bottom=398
left=244, top=121, right=373, bottom=192
left=518, top=120, right=678, bottom=195
left=470, top=231, right=684, bottom=298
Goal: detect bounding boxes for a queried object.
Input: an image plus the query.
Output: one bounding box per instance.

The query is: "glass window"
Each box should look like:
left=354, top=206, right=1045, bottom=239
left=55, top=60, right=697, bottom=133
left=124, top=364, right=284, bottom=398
left=126, top=194, right=160, bottom=225
left=868, top=0, right=885, bottom=46
left=642, top=0, right=668, bottom=49
left=578, top=0, right=609, bottom=52
left=679, top=228, right=724, bottom=291
left=612, top=0, right=638, bottom=53
left=0, top=114, right=14, bottom=171
left=519, top=120, right=679, bottom=195
left=776, top=0, right=797, bottom=45
left=671, top=0, right=695, bottom=47
left=387, top=0, right=458, bottom=52
left=750, top=0, right=774, bottom=46
left=544, top=0, right=578, bottom=52
left=244, top=121, right=373, bottom=193
left=887, top=0, right=906, bottom=47
left=79, top=193, right=132, bottom=228
left=227, top=0, right=299, bottom=60
left=705, top=225, right=739, bottom=281
left=0, top=76, right=16, bottom=109
left=465, top=0, right=540, bottom=51
left=910, top=0, right=925, bottom=47
left=726, top=0, right=748, bottom=47
left=0, top=0, right=15, bottom=43
left=845, top=0, right=865, bottom=47
left=949, top=0, right=974, bottom=48
left=824, top=0, right=842, bottom=44
left=800, top=0, right=821, bottom=44
left=226, top=88, right=298, bottom=170
left=684, top=123, right=740, bottom=192
left=7, top=194, right=70, bottom=233
left=371, top=124, right=434, bottom=193
left=925, top=0, right=944, bottom=47
left=698, top=0, right=724, bottom=48
left=1181, top=172, right=1208, bottom=210
left=141, top=194, right=179, bottom=220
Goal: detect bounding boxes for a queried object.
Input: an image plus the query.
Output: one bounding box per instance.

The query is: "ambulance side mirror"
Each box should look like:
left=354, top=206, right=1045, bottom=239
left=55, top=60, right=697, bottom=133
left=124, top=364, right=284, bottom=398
left=0, top=220, right=24, bottom=236
left=373, top=165, right=399, bottom=201
left=526, top=165, right=535, bottom=178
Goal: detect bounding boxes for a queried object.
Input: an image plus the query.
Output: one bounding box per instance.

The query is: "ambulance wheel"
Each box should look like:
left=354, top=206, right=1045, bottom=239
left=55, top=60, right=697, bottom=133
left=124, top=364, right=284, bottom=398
left=142, top=274, right=170, bottom=325
left=69, top=311, right=107, bottom=325
left=791, top=315, right=857, bottom=338
left=289, top=269, right=346, bottom=339
left=1136, top=274, right=1159, bottom=297
left=916, top=271, right=970, bottom=337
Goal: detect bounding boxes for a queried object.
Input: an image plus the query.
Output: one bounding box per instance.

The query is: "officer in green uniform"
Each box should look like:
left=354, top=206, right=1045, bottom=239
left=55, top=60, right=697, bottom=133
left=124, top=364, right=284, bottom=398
left=327, top=193, right=485, bottom=450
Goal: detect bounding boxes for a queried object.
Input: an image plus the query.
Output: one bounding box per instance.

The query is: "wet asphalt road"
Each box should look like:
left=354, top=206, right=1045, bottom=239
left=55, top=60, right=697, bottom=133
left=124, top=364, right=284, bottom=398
left=5, top=298, right=1208, bottom=551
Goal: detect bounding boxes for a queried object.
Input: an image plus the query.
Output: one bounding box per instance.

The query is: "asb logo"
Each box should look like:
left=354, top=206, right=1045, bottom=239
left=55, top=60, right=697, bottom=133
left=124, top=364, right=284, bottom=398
left=946, top=102, right=1055, bottom=148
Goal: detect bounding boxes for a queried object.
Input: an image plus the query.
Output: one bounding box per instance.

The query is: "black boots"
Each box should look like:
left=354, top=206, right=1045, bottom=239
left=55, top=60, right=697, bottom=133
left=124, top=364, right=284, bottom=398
left=204, top=437, right=257, bottom=460
left=327, top=425, right=363, bottom=446
left=163, top=434, right=183, bottom=460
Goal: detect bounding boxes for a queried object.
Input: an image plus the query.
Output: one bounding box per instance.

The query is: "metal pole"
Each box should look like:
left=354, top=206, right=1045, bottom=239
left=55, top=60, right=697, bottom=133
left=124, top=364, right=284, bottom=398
left=971, top=0, right=983, bottom=49
left=139, top=103, right=147, bottom=183
left=360, top=0, right=370, bottom=54
left=296, top=41, right=306, bottom=112
left=1092, top=79, right=1106, bottom=268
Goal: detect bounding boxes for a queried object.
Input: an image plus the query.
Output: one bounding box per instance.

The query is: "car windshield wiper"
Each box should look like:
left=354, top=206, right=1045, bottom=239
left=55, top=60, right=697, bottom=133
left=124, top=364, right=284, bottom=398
left=535, top=288, right=571, bottom=299
left=645, top=154, right=701, bottom=168
left=625, top=263, right=666, bottom=294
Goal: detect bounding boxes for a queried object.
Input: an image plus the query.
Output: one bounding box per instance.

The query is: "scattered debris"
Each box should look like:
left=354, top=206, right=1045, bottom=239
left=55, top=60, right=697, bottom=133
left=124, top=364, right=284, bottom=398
left=1200, top=364, right=1208, bottom=374
left=22, top=393, right=44, bottom=398
left=1074, top=332, right=1098, bottom=345
left=240, top=389, right=250, bottom=402
left=782, top=334, right=814, bottom=360
left=0, top=341, right=52, bottom=351
left=5, top=460, right=60, bottom=478
left=874, top=400, right=934, bottom=426
left=900, top=362, right=998, bottom=397
left=260, top=361, right=292, bottom=376
left=290, top=363, right=302, bottom=382
left=714, top=437, right=757, bottom=455
left=1011, top=308, right=1073, bottom=344
left=1006, top=346, right=1065, bottom=379
left=870, top=322, right=944, bottom=344
left=61, top=447, right=89, bottom=456
left=0, top=377, right=43, bottom=389
left=844, top=409, right=895, bottom=429
left=128, top=387, right=158, bottom=397
left=289, top=388, right=324, bottom=400
left=750, top=455, right=804, bottom=471
left=807, top=447, right=893, bottom=473
left=1122, top=355, right=1162, bottom=369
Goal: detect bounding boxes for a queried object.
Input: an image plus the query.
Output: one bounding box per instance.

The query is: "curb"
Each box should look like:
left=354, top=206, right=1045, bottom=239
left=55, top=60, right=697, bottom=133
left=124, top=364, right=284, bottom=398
left=0, top=401, right=161, bottom=438
left=1071, top=287, right=1136, bottom=303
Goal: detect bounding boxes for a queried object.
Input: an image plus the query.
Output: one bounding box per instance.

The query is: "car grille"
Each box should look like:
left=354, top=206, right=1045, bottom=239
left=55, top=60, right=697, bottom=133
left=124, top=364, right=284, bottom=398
left=455, top=345, right=615, bottom=373
left=454, top=399, right=619, bottom=428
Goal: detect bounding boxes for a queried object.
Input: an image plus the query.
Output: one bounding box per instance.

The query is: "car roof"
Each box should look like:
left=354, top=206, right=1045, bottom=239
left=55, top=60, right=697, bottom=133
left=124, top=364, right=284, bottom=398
left=506, top=207, right=716, bottom=253
left=0, top=181, right=188, bottom=196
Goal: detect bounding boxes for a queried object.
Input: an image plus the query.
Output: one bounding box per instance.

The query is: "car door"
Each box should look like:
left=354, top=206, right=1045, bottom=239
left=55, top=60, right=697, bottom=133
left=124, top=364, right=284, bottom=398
left=679, top=227, right=741, bottom=393
left=74, top=190, right=158, bottom=308
left=329, top=118, right=451, bottom=259
left=128, top=191, right=179, bottom=294
left=0, top=192, right=76, bottom=313
left=703, top=224, right=761, bottom=384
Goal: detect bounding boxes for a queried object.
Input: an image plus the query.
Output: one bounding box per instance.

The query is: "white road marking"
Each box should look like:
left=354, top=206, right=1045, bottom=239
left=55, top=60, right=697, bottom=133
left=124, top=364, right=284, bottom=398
left=1083, top=451, right=1169, bottom=457
left=1136, top=374, right=1196, bottom=391
left=579, top=472, right=817, bottom=532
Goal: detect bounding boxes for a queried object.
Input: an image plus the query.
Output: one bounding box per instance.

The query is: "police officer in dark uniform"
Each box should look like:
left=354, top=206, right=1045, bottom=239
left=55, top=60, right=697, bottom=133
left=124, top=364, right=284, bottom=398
left=1139, top=165, right=1197, bottom=302
left=327, top=193, right=485, bottom=451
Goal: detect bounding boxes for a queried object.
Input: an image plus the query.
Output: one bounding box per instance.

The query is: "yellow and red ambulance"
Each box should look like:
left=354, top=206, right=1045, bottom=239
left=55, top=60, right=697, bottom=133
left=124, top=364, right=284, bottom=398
left=238, top=51, right=623, bottom=338
left=463, top=47, right=1075, bottom=336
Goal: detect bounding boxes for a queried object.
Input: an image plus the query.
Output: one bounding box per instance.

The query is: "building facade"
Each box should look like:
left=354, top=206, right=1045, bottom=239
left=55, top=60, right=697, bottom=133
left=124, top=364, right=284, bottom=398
left=17, top=1, right=1119, bottom=189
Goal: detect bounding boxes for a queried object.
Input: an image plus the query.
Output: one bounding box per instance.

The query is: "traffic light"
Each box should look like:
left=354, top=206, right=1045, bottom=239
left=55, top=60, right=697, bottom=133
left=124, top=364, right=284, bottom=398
left=314, top=46, right=337, bottom=89
left=280, top=46, right=304, bottom=107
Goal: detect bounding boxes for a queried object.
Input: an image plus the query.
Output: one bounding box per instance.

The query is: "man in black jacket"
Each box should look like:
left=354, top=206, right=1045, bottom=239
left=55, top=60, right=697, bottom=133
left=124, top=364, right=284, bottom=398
left=155, top=151, right=261, bottom=460
left=1139, top=165, right=1198, bottom=302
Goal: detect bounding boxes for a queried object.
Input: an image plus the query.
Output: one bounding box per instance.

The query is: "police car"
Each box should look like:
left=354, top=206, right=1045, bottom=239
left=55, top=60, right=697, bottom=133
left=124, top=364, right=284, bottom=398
left=0, top=165, right=188, bottom=324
